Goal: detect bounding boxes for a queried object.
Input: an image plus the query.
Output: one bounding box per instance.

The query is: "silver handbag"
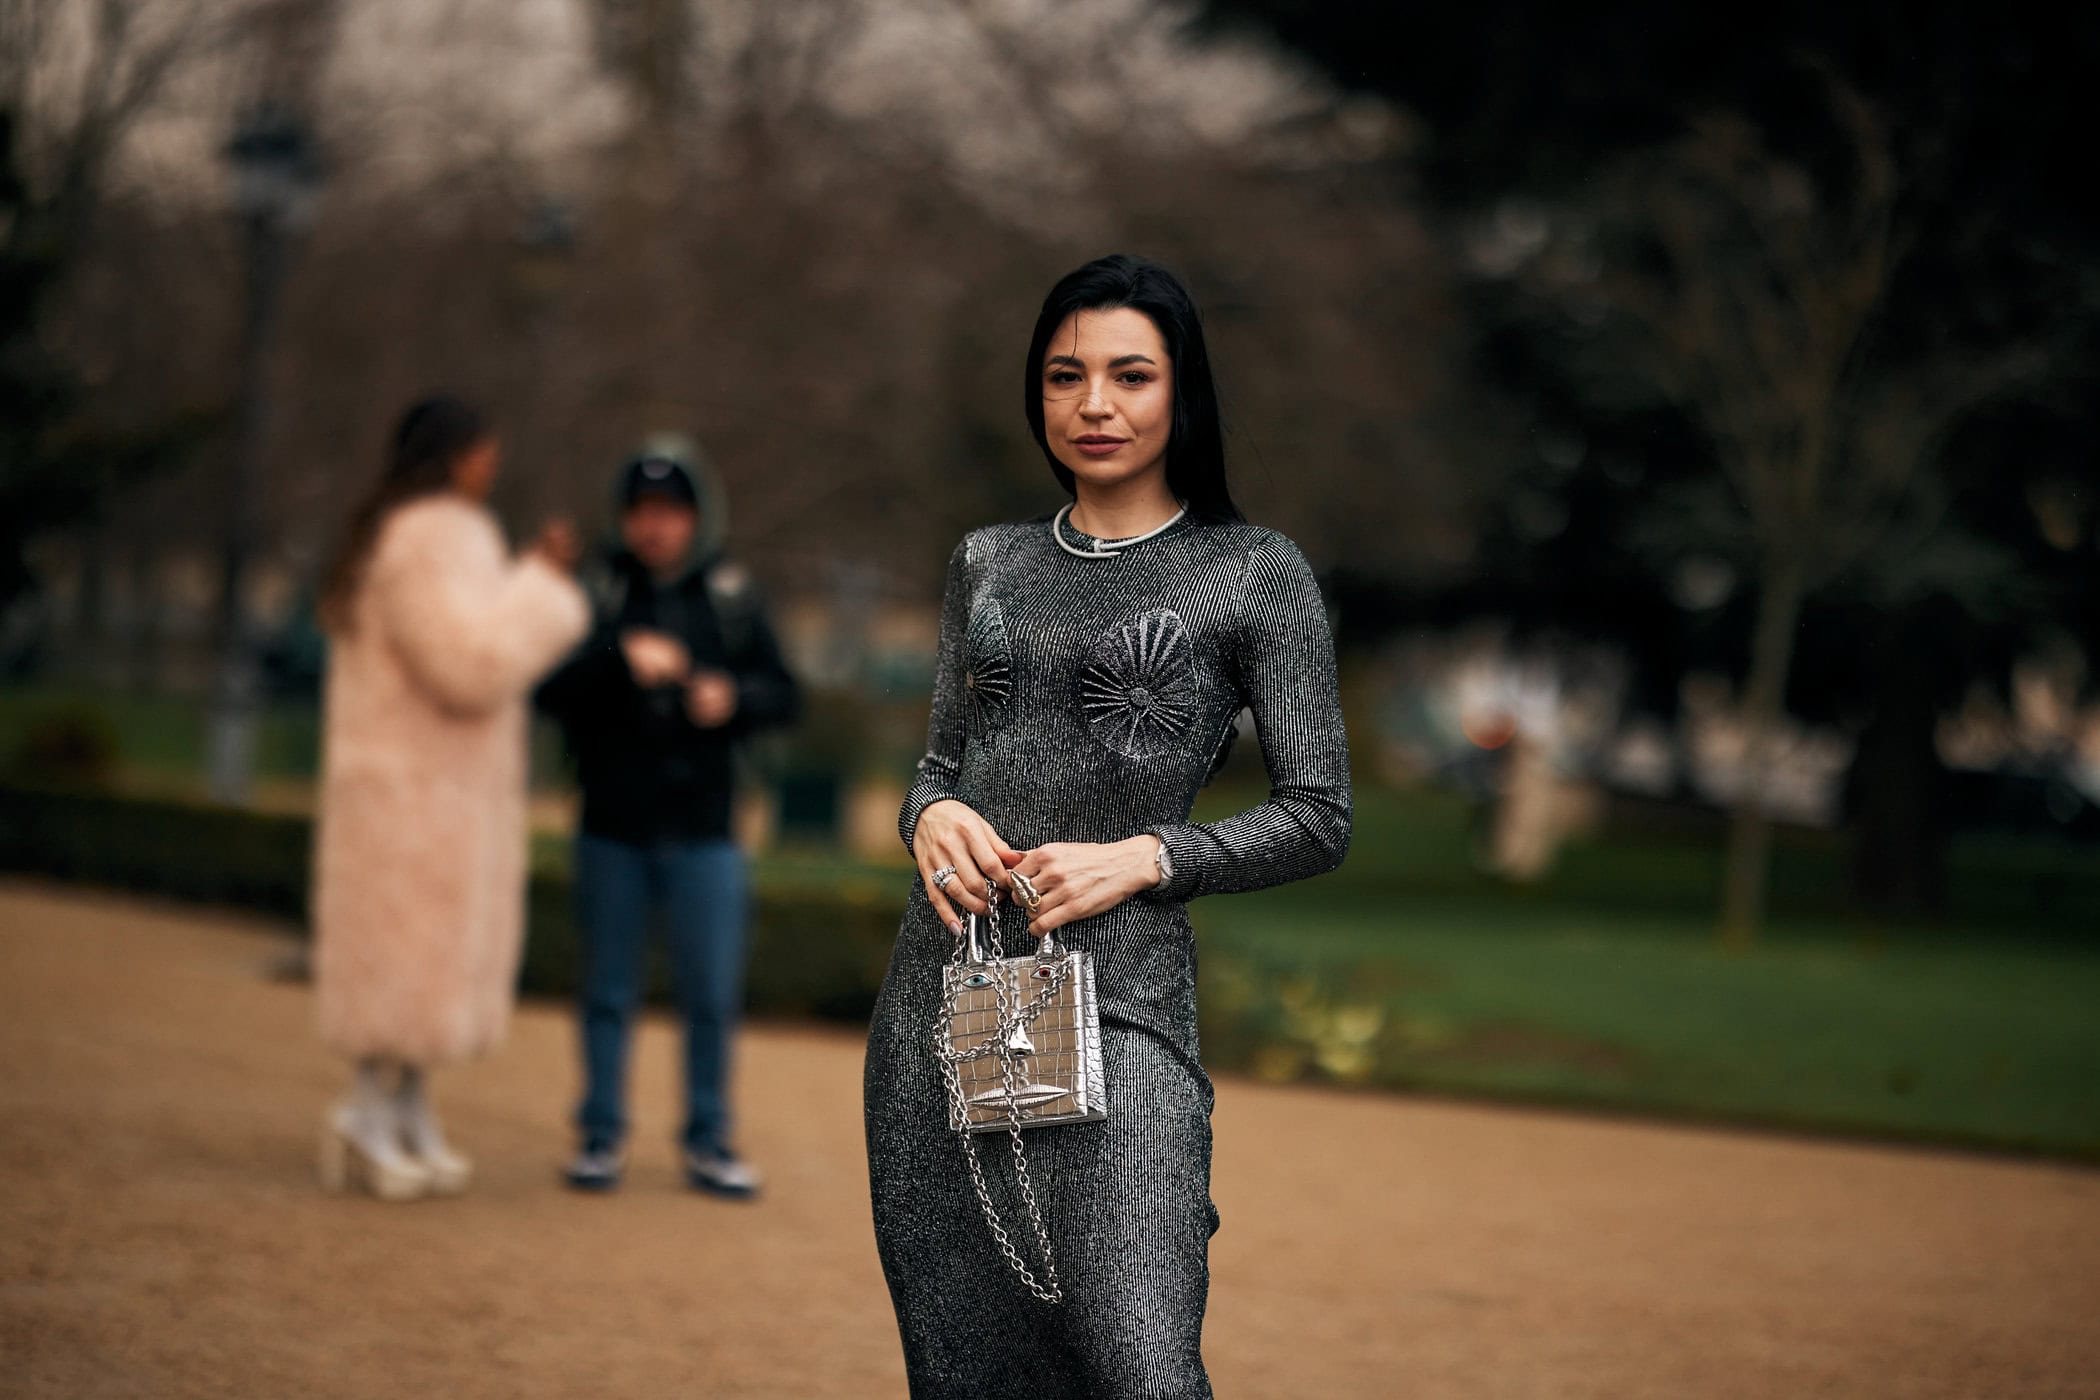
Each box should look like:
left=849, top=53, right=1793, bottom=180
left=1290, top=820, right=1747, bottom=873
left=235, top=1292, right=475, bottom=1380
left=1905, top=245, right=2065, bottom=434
left=934, top=892, right=1106, bottom=1303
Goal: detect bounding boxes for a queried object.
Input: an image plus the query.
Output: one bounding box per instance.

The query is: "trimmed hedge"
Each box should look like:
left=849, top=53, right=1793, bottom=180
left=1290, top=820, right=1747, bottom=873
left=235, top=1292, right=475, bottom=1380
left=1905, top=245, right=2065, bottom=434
left=0, top=783, right=313, bottom=917
left=0, top=783, right=898, bottom=1022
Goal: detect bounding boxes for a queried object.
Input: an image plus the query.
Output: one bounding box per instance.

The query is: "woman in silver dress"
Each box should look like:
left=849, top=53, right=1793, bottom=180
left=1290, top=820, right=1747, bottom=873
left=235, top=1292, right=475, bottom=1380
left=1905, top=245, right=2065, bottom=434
left=864, top=254, right=1352, bottom=1398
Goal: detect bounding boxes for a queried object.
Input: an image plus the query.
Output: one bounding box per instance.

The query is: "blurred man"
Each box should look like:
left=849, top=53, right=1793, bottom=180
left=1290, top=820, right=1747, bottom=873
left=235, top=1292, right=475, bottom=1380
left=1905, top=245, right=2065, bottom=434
left=537, top=439, right=800, bottom=1197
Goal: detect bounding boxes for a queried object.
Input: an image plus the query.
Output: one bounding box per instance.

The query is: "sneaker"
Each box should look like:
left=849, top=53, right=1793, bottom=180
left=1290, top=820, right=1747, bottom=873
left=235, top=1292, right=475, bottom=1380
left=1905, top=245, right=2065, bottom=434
left=563, top=1143, right=624, bottom=1192
left=684, top=1145, right=762, bottom=1199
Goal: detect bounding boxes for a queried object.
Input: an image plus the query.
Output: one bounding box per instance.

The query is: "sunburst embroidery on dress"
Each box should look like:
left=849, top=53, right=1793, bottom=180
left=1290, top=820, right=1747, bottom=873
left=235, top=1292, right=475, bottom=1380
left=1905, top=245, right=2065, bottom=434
left=1079, top=608, right=1200, bottom=759
left=963, top=598, right=1014, bottom=728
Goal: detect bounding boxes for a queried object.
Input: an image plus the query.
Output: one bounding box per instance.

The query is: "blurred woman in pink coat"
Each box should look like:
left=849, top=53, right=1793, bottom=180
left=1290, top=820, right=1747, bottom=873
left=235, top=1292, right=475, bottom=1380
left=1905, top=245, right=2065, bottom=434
left=312, top=396, right=589, bottom=1200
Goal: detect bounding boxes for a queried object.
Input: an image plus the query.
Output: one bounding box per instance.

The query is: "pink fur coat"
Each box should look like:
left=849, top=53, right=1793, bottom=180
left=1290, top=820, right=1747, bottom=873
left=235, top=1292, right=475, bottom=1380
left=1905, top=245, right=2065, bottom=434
left=312, top=496, right=588, bottom=1065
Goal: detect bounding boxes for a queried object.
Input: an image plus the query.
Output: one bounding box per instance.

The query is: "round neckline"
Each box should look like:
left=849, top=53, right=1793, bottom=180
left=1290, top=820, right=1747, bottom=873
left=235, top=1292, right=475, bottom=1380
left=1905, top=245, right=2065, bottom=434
left=1052, top=503, right=1193, bottom=557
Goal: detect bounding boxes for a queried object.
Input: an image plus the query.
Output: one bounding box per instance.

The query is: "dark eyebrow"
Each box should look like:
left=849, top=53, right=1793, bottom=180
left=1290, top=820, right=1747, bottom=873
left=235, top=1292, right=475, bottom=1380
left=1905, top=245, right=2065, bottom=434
left=1043, top=352, right=1159, bottom=370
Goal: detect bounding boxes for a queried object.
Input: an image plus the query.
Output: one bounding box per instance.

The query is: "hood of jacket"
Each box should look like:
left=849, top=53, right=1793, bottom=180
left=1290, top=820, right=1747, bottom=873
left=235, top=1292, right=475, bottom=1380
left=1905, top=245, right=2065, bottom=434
left=602, top=438, right=729, bottom=588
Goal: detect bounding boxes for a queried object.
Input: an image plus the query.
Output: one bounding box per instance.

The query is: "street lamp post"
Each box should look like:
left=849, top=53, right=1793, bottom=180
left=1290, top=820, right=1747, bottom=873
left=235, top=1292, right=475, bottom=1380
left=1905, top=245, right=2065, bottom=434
left=207, top=103, right=321, bottom=805
left=508, top=196, right=577, bottom=525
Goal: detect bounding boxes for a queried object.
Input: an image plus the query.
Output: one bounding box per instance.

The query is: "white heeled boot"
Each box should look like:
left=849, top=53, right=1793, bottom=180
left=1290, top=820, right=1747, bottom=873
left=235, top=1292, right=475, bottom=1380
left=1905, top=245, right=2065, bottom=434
left=397, top=1065, right=472, bottom=1195
left=320, top=1061, right=432, bottom=1202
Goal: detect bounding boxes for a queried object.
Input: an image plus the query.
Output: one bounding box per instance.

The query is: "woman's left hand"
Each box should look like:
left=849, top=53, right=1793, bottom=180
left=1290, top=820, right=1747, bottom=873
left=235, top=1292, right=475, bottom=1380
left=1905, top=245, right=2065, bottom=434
left=1010, top=836, right=1160, bottom=937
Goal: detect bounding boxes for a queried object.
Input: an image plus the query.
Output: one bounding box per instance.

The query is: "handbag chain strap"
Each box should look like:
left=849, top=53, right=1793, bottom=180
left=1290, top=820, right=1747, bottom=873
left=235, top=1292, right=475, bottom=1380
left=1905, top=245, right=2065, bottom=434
left=935, top=892, right=1068, bottom=1304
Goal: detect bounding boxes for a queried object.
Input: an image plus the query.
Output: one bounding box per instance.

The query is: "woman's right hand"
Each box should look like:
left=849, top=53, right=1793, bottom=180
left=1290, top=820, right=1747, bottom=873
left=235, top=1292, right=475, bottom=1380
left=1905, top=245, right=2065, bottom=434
left=916, top=799, right=1021, bottom=933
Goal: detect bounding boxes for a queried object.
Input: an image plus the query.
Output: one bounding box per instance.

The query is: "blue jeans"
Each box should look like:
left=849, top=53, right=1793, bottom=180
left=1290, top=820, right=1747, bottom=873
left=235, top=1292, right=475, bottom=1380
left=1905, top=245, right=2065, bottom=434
left=573, top=834, right=750, bottom=1154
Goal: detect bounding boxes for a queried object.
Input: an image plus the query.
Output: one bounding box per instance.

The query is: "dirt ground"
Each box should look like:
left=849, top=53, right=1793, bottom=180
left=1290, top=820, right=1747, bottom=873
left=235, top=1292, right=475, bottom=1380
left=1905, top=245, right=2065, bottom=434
left=1, top=880, right=2096, bottom=1400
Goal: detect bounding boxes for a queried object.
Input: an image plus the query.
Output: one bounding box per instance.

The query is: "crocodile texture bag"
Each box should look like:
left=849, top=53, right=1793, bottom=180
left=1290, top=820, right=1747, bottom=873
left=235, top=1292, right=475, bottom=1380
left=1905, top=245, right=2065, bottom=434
left=934, top=893, right=1106, bottom=1302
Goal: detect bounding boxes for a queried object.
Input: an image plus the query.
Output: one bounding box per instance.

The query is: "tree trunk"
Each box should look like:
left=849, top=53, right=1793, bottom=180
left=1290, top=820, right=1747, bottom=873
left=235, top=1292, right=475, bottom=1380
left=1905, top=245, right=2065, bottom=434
left=1844, top=607, right=1949, bottom=913
left=1719, top=551, right=1809, bottom=949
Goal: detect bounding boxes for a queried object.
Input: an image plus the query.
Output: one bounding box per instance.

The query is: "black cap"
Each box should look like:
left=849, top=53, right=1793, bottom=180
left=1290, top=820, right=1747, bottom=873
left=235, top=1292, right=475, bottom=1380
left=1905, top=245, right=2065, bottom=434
left=618, top=454, right=699, bottom=510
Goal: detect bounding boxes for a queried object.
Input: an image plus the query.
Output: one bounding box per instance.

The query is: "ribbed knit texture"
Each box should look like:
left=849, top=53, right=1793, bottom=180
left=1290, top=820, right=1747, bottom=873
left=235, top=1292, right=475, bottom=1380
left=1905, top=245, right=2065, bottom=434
left=864, top=511, right=1352, bottom=1399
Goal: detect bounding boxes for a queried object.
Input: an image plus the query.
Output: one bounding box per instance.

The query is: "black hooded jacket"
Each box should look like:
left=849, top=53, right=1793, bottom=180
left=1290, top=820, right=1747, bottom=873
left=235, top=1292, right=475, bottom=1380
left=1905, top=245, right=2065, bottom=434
left=536, top=547, right=799, bottom=845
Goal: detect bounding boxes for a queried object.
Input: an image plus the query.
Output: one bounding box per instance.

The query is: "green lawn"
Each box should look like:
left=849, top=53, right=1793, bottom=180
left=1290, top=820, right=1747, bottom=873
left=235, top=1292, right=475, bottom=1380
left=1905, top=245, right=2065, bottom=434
left=1187, top=784, right=2100, bottom=1158
left=1195, top=891, right=2100, bottom=1157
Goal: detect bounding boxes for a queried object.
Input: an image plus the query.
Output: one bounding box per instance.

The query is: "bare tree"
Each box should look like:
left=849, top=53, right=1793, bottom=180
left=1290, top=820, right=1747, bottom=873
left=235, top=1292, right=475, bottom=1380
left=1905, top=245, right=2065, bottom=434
left=1579, top=77, right=2043, bottom=945
left=0, top=0, right=270, bottom=639
left=0, top=0, right=276, bottom=242
left=25, top=0, right=1463, bottom=667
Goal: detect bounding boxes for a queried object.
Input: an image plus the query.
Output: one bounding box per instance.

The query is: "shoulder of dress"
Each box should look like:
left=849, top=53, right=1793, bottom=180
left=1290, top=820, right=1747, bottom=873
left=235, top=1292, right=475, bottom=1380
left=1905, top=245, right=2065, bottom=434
left=1174, top=520, right=1300, bottom=568
left=1221, top=520, right=1296, bottom=552
left=1199, top=524, right=1319, bottom=622
left=1231, top=524, right=1313, bottom=571
left=959, top=518, right=1043, bottom=568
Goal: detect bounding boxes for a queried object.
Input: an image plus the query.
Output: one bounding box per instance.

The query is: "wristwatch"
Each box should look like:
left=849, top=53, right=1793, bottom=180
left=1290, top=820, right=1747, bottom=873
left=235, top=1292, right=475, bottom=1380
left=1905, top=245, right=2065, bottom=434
left=1152, top=837, right=1175, bottom=889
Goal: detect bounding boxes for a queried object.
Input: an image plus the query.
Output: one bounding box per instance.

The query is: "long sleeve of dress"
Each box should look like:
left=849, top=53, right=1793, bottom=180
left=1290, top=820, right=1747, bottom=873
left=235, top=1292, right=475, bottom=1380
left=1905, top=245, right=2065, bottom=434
left=1146, top=532, right=1352, bottom=898
left=897, top=536, right=973, bottom=856
left=369, top=499, right=590, bottom=719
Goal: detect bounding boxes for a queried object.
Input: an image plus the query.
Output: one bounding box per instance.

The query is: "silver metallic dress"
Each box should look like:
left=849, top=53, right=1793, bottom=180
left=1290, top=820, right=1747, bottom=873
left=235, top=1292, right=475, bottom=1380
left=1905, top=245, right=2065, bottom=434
left=864, top=512, right=1352, bottom=1399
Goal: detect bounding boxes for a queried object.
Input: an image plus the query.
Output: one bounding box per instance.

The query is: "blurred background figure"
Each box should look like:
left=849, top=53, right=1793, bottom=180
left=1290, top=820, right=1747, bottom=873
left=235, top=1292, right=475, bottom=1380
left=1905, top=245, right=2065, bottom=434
left=537, top=439, right=800, bottom=1197
left=311, top=396, right=587, bottom=1200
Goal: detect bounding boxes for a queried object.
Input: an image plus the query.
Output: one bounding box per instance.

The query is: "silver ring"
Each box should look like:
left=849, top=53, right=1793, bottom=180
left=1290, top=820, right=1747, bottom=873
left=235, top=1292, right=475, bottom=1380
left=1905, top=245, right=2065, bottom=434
left=931, top=866, right=958, bottom=892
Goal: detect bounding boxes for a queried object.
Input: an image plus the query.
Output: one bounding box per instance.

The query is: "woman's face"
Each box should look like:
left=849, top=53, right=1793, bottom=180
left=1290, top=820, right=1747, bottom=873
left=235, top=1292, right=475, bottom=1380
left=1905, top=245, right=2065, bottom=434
left=451, top=435, right=502, bottom=501
left=1041, top=307, right=1173, bottom=494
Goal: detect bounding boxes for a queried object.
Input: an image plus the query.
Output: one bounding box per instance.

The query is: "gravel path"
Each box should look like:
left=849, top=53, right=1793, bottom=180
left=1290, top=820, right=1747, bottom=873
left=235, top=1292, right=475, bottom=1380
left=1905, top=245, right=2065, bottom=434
left=2, top=881, right=2095, bottom=1399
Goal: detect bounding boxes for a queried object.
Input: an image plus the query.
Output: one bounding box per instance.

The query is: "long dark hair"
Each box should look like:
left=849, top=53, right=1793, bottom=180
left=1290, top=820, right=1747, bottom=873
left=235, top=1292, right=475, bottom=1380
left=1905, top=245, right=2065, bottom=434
left=1023, top=253, right=1240, bottom=523
left=319, top=396, right=490, bottom=633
